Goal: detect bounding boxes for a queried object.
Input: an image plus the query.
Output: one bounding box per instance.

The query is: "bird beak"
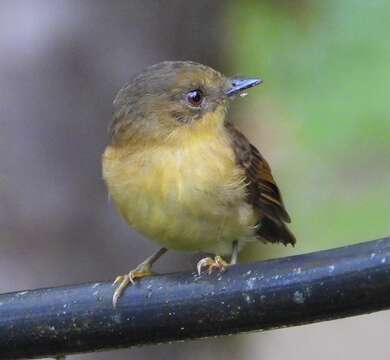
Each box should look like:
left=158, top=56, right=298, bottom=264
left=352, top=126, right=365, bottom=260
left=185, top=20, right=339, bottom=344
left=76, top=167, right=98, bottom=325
left=225, top=78, right=263, bottom=97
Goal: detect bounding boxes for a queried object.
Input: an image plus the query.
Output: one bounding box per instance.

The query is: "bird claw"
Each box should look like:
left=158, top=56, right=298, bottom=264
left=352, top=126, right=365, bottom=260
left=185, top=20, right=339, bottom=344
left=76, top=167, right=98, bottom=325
left=197, top=255, right=229, bottom=275
left=112, top=264, right=153, bottom=308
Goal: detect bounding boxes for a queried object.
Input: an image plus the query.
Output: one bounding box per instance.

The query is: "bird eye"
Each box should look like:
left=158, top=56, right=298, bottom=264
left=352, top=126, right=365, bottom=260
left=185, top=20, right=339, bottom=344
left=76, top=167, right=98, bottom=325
left=186, top=89, right=204, bottom=107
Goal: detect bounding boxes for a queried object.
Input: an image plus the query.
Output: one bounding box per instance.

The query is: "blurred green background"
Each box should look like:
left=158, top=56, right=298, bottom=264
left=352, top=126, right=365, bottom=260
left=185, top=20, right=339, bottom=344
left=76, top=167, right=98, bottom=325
left=226, top=0, right=390, bottom=259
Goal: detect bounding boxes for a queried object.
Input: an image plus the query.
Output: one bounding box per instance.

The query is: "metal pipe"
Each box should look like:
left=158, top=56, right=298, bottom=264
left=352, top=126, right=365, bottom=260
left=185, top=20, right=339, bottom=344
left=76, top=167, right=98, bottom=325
left=0, top=237, right=390, bottom=359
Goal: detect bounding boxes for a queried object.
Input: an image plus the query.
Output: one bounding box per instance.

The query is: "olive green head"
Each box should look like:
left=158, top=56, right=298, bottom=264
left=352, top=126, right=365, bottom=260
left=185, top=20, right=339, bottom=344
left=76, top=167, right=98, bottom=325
left=110, top=61, right=261, bottom=143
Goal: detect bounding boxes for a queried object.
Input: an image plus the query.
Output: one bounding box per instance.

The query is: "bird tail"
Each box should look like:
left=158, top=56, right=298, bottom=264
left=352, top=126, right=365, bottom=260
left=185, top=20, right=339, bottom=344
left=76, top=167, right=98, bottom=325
left=257, top=217, right=296, bottom=246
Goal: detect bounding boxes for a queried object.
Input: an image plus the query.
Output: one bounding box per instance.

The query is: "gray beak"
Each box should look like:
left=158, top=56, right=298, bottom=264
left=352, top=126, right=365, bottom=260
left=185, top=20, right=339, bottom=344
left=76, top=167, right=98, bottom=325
left=225, top=78, right=263, bottom=97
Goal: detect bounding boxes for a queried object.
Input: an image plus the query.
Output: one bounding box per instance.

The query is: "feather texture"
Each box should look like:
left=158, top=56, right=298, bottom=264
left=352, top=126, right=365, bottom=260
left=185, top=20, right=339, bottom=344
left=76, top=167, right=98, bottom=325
left=226, top=122, right=296, bottom=246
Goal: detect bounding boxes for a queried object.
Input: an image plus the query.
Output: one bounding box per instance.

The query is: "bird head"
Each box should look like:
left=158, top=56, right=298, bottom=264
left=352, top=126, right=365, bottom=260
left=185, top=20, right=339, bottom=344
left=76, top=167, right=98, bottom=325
left=110, top=61, right=262, bottom=144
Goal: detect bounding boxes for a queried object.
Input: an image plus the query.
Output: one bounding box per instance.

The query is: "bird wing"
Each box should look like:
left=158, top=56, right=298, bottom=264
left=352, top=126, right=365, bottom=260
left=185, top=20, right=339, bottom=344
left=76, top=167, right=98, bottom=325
left=226, top=122, right=296, bottom=246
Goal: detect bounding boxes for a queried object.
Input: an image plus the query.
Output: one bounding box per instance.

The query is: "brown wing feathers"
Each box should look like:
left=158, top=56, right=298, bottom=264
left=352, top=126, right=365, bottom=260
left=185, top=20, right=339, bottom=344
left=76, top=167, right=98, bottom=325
left=226, top=123, right=296, bottom=246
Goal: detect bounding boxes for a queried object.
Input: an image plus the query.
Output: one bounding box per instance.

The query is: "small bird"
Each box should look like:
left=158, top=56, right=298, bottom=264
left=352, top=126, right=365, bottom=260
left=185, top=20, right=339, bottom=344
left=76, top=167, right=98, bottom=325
left=102, top=61, right=295, bottom=307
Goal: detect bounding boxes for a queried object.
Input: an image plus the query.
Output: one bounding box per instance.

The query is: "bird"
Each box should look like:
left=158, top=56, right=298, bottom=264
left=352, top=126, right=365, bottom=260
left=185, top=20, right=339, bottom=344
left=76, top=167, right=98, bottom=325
left=102, top=61, right=295, bottom=307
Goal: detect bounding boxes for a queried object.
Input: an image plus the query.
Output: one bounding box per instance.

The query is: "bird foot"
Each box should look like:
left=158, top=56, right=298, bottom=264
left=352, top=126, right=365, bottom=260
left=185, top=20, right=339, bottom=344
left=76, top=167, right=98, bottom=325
left=197, top=255, right=229, bottom=275
left=112, top=263, right=154, bottom=308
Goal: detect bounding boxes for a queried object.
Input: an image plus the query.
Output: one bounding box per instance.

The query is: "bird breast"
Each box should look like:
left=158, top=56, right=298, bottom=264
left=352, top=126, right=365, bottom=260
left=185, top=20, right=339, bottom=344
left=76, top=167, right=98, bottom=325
left=102, top=126, right=257, bottom=254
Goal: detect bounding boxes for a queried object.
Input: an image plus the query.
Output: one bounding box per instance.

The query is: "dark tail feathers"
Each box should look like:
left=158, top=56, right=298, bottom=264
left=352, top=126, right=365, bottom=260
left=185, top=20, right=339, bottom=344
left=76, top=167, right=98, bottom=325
left=257, top=217, right=296, bottom=246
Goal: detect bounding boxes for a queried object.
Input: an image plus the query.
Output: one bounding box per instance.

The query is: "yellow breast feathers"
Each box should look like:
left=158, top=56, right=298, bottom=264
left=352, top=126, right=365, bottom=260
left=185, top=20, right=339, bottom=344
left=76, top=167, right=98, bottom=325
left=103, top=113, right=257, bottom=254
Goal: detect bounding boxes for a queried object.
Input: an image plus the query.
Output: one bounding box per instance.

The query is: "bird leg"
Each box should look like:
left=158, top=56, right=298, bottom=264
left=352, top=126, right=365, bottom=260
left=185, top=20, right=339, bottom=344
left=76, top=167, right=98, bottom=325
left=197, top=240, right=239, bottom=275
left=230, top=239, right=239, bottom=265
left=112, top=247, right=167, bottom=308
